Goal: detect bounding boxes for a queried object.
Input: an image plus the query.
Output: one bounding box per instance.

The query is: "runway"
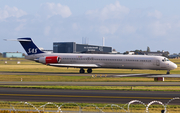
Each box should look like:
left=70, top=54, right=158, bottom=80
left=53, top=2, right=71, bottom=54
left=1, top=71, right=180, bottom=77
left=0, top=72, right=94, bottom=76
left=0, top=88, right=179, bottom=104
left=0, top=81, right=180, bottom=86
left=0, top=72, right=180, bottom=105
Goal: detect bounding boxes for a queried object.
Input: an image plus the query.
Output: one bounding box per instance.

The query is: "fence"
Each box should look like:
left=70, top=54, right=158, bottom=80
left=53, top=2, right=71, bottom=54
left=0, top=97, right=179, bottom=113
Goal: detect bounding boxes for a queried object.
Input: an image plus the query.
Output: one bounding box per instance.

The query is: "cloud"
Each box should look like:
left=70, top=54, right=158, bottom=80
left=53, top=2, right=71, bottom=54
left=97, top=24, right=119, bottom=34
left=44, top=26, right=51, bottom=36
left=176, top=20, right=180, bottom=27
left=122, top=25, right=136, bottom=34
left=86, top=1, right=129, bottom=20
left=148, top=21, right=171, bottom=36
left=1, top=2, right=180, bottom=54
left=72, top=23, right=79, bottom=30
left=148, top=10, right=162, bottom=19
left=40, top=3, right=72, bottom=18
left=0, top=5, right=27, bottom=21
left=15, top=23, right=26, bottom=31
left=98, top=26, right=109, bottom=34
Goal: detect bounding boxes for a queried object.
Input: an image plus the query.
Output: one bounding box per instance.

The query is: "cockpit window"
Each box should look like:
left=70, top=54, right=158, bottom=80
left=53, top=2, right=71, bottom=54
left=162, top=58, right=170, bottom=62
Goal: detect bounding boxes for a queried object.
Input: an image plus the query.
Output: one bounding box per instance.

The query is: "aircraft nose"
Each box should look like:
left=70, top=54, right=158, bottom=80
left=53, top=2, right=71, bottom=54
left=171, top=63, right=177, bottom=70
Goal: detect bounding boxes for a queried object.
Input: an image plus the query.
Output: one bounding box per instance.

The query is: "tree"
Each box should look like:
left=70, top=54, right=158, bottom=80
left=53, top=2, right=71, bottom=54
left=112, top=49, right=116, bottom=51
left=162, top=51, right=169, bottom=57
left=123, top=51, right=129, bottom=54
left=134, top=50, right=140, bottom=53
left=147, top=46, right=150, bottom=52
left=134, top=50, right=143, bottom=54
left=22, top=53, right=26, bottom=56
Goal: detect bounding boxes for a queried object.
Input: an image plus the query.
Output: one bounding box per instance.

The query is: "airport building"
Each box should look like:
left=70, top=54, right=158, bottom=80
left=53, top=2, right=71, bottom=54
left=3, top=52, right=24, bottom=58
left=53, top=42, right=112, bottom=53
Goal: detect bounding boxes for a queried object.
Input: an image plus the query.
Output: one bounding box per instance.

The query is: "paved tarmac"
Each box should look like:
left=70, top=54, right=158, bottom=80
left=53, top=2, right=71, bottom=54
left=0, top=88, right=179, bottom=105
left=0, top=72, right=93, bottom=76
left=0, top=72, right=180, bottom=105
left=1, top=72, right=180, bottom=77
left=0, top=81, right=180, bottom=86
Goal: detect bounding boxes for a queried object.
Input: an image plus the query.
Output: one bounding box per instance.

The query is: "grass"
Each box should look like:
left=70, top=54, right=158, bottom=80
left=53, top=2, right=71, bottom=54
left=0, top=101, right=180, bottom=113
left=0, top=85, right=180, bottom=91
left=0, top=75, right=155, bottom=82
left=1, top=74, right=180, bottom=82
left=170, top=58, right=180, bottom=64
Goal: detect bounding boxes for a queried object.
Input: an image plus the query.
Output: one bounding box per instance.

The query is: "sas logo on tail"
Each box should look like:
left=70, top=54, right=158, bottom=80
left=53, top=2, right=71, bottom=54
left=28, top=48, right=38, bottom=53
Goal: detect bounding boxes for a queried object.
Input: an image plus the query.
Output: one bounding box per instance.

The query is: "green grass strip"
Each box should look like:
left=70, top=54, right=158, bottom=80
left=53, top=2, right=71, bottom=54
left=1, top=75, right=180, bottom=82
left=0, top=101, right=180, bottom=113
left=0, top=85, right=180, bottom=91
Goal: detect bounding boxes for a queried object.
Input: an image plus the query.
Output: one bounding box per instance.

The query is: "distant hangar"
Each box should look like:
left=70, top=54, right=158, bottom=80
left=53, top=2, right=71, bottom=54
left=3, top=52, right=24, bottom=58
left=53, top=42, right=112, bottom=53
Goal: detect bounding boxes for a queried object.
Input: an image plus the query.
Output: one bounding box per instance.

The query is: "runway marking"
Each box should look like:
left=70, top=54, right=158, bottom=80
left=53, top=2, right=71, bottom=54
left=0, top=94, right=172, bottom=100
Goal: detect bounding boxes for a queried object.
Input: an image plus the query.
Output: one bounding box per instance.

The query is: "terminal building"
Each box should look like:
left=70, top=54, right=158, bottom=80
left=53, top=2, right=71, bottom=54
left=53, top=42, right=112, bottom=53
left=3, top=52, right=24, bottom=58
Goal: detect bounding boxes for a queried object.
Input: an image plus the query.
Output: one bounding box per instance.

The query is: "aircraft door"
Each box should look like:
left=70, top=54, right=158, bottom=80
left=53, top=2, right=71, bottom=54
left=87, top=57, right=90, bottom=62
left=88, top=57, right=94, bottom=63
left=156, top=60, right=160, bottom=66
left=87, top=57, right=93, bottom=63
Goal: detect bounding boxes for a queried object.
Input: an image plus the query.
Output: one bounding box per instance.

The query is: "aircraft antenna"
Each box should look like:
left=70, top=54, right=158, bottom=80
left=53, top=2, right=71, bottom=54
left=103, top=37, right=105, bottom=46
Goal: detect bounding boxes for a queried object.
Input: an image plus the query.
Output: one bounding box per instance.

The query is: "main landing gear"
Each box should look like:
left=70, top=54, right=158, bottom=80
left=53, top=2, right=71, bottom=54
left=79, top=68, right=85, bottom=73
left=79, top=68, right=92, bottom=73
left=87, top=68, right=92, bottom=73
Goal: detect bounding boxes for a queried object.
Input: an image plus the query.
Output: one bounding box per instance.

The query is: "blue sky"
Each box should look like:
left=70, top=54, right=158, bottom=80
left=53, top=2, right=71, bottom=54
left=1, top=0, right=180, bottom=54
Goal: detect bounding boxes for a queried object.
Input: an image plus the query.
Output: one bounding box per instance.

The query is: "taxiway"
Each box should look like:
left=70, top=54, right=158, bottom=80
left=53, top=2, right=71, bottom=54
left=0, top=81, right=180, bottom=86
left=0, top=88, right=179, bottom=104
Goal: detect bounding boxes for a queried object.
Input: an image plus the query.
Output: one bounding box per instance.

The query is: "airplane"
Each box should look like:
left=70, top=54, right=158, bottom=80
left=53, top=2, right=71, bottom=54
left=13, top=38, right=177, bottom=74
left=168, top=54, right=179, bottom=59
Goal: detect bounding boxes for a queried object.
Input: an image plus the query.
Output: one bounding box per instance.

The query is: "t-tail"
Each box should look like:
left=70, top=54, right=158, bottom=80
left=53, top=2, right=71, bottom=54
left=18, top=38, right=44, bottom=55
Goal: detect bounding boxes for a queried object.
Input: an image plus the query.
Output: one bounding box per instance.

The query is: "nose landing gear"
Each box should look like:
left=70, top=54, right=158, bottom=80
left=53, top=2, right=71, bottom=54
left=167, top=70, right=170, bottom=74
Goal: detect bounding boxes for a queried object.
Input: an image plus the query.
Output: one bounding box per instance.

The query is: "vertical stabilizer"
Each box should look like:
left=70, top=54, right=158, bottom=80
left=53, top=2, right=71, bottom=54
left=18, top=38, right=44, bottom=55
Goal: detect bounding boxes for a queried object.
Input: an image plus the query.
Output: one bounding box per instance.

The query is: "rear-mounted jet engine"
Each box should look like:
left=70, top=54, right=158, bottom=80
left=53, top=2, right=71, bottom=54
left=38, top=56, right=61, bottom=64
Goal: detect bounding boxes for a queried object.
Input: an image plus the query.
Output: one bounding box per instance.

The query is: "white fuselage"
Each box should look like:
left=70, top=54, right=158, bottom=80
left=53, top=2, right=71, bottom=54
left=25, top=53, right=177, bottom=70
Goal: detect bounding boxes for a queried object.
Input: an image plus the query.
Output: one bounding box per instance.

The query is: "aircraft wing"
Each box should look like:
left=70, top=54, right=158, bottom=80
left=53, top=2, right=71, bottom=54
left=47, top=64, right=101, bottom=68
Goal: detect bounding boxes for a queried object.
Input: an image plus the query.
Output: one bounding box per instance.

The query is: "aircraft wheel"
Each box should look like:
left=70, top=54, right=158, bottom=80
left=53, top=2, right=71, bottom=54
left=167, top=70, right=170, bottom=74
left=87, top=68, right=92, bottom=73
left=80, top=68, right=85, bottom=73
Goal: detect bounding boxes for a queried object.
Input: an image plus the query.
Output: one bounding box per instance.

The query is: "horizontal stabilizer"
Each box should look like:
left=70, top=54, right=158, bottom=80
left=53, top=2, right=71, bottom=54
left=47, top=64, right=100, bottom=68
left=4, top=39, right=31, bottom=42
left=18, top=39, right=31, bottom=42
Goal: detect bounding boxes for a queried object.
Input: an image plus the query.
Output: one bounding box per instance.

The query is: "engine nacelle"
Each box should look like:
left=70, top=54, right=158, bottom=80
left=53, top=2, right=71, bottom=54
left=38, top=56, right=61, bottom=64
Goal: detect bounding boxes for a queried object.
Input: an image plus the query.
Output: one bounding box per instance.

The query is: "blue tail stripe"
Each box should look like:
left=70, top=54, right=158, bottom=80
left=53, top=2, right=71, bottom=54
left=18, top=38, right=44, bottom=55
